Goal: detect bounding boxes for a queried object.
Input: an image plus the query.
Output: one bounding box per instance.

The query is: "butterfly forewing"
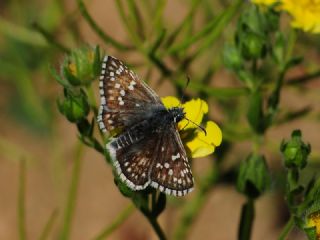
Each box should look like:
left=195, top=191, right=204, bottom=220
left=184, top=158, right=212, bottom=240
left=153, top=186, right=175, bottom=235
left=97, top=56, right=163, bottom=133
left=150, top=124, right=194, bottom=196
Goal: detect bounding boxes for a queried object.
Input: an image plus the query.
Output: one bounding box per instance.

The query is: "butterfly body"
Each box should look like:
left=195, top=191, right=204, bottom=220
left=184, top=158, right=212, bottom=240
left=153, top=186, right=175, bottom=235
left=98, top=56, right=194, bottom=196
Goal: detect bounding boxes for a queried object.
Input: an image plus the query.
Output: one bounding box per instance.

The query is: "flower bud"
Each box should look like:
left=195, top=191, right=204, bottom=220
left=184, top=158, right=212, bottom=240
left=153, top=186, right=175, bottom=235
left=280, top=130, right=311, bottom=169
left=239, top=32, right=267, bottom=60
left=62, top=46, right=101, bottom=86
left=57, top=88, right=90, bottom=123
left=236, top=154, right=270, bottom=199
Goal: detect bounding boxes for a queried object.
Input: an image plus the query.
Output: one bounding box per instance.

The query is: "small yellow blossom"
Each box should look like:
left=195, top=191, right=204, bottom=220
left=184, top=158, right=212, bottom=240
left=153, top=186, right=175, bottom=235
left=162, top=96, right=222, bottom=158
left=306, top=211, right=320, bottom=239
left=282, top=0, right=320, bottom=33
left=252, top=0, right=320, bottom=33
left=251, top=0, right=279, bottom=5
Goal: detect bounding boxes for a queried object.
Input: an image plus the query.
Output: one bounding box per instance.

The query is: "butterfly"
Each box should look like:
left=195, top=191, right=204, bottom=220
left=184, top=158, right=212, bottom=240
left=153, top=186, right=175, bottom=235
left=97, top=56, right=194, bottom=196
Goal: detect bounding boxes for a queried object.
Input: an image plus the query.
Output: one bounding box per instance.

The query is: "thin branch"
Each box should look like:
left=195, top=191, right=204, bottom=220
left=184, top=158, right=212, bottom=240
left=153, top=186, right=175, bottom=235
left=32, top=23, right=70, bottom=53
left=173, top=166, right=219, bottom=240
left=59, top=141, right=84, bottom=240
left=77, top=0, right=132, bottom=51
left=94, top=204, right=135, bottom=240
left=278, top=216, right=294, bottom=240
left=18, top=160, right=27, bottom=240
left=38, top=210, right=58, bottom=240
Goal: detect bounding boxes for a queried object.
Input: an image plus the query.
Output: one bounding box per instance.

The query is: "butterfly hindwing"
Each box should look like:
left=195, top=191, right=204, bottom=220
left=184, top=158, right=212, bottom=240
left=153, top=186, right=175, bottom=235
left=150, top=124, right=194, bottom=196
left=106, top=121, right=157, bottom=190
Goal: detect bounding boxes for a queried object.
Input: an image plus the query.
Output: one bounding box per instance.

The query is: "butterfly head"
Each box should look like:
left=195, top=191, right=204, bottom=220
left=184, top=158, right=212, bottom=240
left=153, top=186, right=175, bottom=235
left=168, top=107, right=185, bottom=123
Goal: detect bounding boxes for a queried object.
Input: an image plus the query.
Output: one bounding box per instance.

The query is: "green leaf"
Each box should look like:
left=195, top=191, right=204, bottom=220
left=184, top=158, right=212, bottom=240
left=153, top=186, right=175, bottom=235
left=236, top=154, right=270, bottom=199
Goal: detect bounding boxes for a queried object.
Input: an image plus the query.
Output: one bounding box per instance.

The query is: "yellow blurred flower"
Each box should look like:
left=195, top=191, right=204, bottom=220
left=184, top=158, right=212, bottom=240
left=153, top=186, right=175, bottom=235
left=162, top=96, right=222, bottom=158
left=252, top=0, right=320, bottom=33
left=306, top=210, right=320, bottom=238
left=251, top=0, right=279, bottom=5
left=282, top=0, right=320, bottom=33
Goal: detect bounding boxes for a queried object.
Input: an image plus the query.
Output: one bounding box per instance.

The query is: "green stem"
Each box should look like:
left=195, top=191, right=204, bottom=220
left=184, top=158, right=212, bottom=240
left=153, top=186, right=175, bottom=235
left=60, top=141, right=84, bottom=240
left=18, top=160, right=27, bottom=240
left=285, top=29, right=297, bottom=62
left=173, top=166, right=219, bottom=240
left=94, top=204, right=135, bottom=240
left=278, top=216, right=294, bottom=240
left=238, top=198, right=255, bottom=240
left=287, top=70, right=320, bottom=85
left=190, top=0, right=243, bottom=60
left=38, top=210, right=58, bottom=240
left=115, top=0, right=172, bottom=76
left=168, top=0, right=242, bottom=55
left=0, top=16, right=47, bottom=47
left=76, top=0, right=132, bottom=51
left=32, top=23, right=70, bottom=53
left=146, top=215, right=167, bottom=240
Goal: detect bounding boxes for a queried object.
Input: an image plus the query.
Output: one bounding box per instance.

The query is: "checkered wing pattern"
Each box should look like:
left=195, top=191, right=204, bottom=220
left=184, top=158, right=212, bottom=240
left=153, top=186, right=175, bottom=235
left=107, top=121, right=194, bottom=196
left=150, top=124, right=194, bottom=196
left=106, top=122, right=157, bottom=190
left=97, top=56, right=163, bottom=133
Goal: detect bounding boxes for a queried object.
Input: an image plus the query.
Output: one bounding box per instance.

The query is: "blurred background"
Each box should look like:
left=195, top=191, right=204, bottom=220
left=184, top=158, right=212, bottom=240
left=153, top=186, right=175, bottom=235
left=1, top=0, right=320, bottom=239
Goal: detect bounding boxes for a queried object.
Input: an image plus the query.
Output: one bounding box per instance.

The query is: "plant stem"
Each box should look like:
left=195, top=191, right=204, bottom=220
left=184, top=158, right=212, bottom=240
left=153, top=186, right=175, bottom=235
left=18, top=160, right=27, bottom=240
left=147, top=215, right=167, bottom=240
left=173, top=166, right=219, bottom=240
left=0, top=16, right=47, bottom=47
left=60, top=141, right=84, bottom=240
left=278, top=216, right=294, bottom=240
left=238, top=198, right=255, bottom=240
left=76, top=0, right=132, bottom=51
left=38, top=210, right=58, bottom=240
left=32, top=23, right=70, bottom=53
left=94, top=204, right=135, bottom=240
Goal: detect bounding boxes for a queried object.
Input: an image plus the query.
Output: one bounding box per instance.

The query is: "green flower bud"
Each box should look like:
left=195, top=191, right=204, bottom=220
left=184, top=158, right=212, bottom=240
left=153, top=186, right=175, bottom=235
left=62, top=46, right=101, bottom=86
left=237, top=154, right=270, bottom=199
left=223, top=43, right=243, bottom=70
left=57, top=88, right=90, bottom=123
left=239, top=32, right=266, bottom=60
left=280, top=130, right=311, bottom=169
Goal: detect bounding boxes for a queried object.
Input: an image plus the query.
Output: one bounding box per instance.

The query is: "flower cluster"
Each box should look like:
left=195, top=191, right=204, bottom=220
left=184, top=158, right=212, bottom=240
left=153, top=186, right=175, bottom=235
left=162, top=96, right=222, bottom=158
left=252, top=0, right=320, bottom=33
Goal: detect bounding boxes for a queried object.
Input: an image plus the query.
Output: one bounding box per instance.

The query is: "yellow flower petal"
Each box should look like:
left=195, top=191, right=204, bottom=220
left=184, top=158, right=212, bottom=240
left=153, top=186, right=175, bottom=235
left=186, top=121, right=222, bottom=158
left=179, top=98, right=208, bottom=130
left=282, top=0, right=320, bottom=33
left=161, top=96, right=180, bottom=109
left=307, top=211, right=320, bottom=238
left=251, top=0, right=279, bottom=5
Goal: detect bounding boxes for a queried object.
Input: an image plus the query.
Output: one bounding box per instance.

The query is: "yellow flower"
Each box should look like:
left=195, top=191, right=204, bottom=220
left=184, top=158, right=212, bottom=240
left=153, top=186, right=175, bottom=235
left=161, top=96, right=222, bottom=158
left=252, top=0, right=320, bottom=33
left=306, top=210, right=320, bottom=238
left=251, top=0, right=279, bottom=5
left=282, top=0, right=320, bottom=33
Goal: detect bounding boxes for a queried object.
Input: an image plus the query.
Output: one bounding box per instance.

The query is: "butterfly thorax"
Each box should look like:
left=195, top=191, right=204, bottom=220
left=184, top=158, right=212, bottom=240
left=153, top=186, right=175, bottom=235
left=138, top=106, right=185, bottom=134
left=167, top=107, right=185, bottom=123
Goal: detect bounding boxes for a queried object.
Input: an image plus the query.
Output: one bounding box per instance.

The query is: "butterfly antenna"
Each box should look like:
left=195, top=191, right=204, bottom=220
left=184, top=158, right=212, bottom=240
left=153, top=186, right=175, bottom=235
left=184, top=116, right=207, bottom=136
left=179, top=76, right=190, bottom=106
